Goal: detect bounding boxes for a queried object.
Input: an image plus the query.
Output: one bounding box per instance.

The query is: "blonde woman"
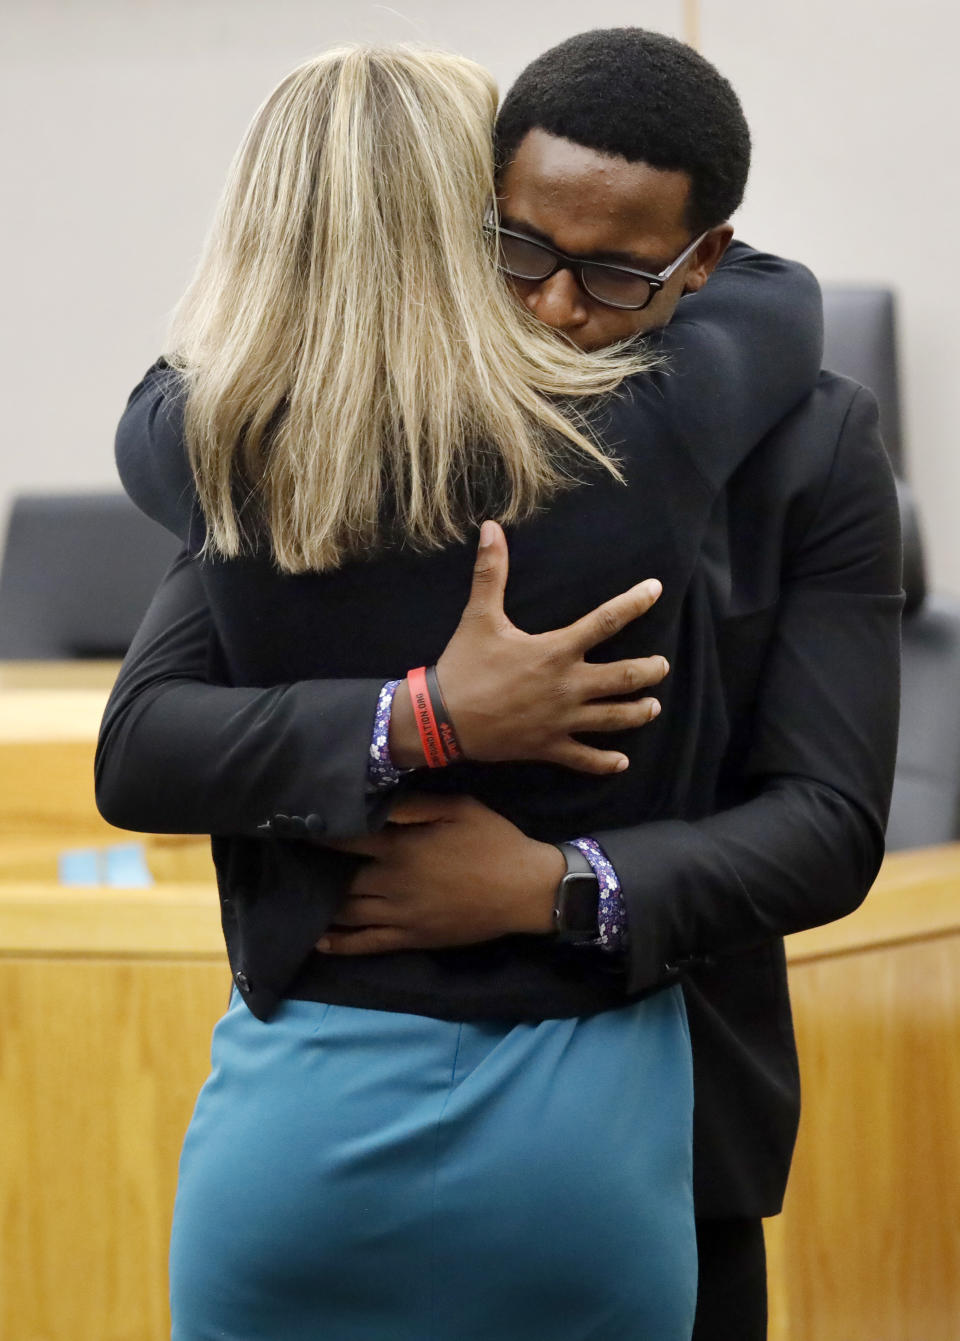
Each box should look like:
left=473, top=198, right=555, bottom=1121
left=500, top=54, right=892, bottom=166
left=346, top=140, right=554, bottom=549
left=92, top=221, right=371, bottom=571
left=100, top=42, right=836, bottom=1341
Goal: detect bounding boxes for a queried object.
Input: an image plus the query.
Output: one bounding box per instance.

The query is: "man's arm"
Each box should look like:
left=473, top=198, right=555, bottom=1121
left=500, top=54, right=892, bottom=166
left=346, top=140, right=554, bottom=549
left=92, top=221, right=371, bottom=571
left=94, top=549, right=390, bottom=839
left=601, top=384, right=902, bottom=988
left=95, top=537, right=667, bottom=838
left=115, top=359, right=197, bottom=541
left=114, top=245, right=822, bottom=553
left=627, top=240, right=825, bottom=488
left=317, top=386, right=902, bottom=973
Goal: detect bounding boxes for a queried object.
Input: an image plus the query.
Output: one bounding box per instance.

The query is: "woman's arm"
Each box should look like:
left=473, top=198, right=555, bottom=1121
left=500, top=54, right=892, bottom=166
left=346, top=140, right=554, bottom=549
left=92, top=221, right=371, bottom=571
left=115, top=244, right=821, bottom=544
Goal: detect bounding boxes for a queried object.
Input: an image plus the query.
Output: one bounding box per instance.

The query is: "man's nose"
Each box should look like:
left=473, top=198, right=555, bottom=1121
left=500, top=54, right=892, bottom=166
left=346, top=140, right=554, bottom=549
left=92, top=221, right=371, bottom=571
left=521, top=267, right=590, bottom=334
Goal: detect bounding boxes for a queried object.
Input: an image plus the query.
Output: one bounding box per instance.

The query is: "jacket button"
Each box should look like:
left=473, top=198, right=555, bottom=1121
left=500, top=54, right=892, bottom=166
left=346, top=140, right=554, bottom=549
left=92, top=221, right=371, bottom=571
left=305, top=813, right=326, bottom=837
left=272, top=813, right=307, bottom=837
left=235, top=970, right=251, bottom=993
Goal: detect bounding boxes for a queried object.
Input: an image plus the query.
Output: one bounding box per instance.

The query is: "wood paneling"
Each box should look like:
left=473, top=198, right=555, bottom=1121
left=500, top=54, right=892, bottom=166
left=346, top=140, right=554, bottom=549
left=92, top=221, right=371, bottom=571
left=0, top=835, right=214, bottom=885
left=0, top=661, right=121, bottom=692
left=0, top=672, right=118, bottom=841
left=0, top=666, right=223, bottom=1340
left=766, top=845, right=960, bottom=1341
left=0, top=954, right=228, bottom=1341
left=3, top=860, right=957, bottom=1341
left=785, top=842, right=960, bottom=962
left=1, top=664, right=956, bottom=1338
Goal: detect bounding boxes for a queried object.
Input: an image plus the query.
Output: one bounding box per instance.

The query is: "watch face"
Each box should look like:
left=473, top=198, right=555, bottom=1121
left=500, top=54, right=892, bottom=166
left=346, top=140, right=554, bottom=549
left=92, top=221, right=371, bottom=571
left=558, top=872, right=600, bottom=934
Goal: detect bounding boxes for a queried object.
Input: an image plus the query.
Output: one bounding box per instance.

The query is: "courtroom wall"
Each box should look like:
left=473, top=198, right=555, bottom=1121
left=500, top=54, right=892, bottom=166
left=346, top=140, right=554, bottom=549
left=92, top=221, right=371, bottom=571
left=701, top=0, right=960, bottom=594
left=3, top=1, right=958, bottom=589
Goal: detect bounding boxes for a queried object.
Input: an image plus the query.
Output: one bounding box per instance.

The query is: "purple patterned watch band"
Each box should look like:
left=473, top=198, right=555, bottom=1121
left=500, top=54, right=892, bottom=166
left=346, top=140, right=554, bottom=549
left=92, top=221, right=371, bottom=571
left=368, top=679, right=407, bottom=789
left=568, top=836, right=628, bottom=953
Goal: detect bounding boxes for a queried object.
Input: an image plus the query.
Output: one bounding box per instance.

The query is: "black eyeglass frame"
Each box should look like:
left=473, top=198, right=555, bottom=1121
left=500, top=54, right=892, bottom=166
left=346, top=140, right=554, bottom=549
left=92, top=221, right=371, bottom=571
left=485, top=220, right=710, bottom=312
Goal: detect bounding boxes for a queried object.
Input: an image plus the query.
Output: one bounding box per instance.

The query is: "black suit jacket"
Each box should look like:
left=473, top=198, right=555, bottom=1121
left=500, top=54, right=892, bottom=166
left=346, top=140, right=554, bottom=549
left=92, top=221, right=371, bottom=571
left=97, top=245, right=902, bottom=1217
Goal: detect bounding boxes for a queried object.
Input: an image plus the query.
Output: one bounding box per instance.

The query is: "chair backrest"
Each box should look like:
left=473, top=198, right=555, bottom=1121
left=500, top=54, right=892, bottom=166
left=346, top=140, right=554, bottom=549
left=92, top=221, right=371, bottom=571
left=884, top=483, right=960, bottom=850
left=823, top=288, right=960, bottom=849
left=0, top=493, right=180, bottom=659
left=823, top=286, right=904, bottom=474
left=887, top=592, right=960, bottom=849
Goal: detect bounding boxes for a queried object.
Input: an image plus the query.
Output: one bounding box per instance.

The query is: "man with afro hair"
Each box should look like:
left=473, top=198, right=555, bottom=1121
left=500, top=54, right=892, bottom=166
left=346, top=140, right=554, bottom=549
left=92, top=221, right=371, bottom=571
left=484, top=30, right=886, bottom=1338
left=497, top=28, right=751, bottom=238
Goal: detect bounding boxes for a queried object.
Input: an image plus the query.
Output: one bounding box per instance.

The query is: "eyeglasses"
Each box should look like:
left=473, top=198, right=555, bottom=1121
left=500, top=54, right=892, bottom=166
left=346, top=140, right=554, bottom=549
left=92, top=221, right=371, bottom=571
left=485, top=220, right=709, bottom=312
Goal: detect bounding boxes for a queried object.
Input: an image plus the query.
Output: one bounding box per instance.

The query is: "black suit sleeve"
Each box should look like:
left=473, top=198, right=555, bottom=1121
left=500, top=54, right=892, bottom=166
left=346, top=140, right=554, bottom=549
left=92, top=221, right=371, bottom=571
left=114, top=359, right=197, bottom=542
left=631, top=240, right=824, bottom=484
left=594, top=388, right=903, bottom=993
left=99, top=246, right=824, bottom=853
left=114, top=244, right=821, bottom=545
left=95, top=550, right=392, bottom=839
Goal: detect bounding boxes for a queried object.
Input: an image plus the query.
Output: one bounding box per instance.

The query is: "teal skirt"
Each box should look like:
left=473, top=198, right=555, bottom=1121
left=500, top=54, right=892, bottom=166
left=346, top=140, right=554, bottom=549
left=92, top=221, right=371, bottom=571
left=170, top=986, right=696, bottom=1340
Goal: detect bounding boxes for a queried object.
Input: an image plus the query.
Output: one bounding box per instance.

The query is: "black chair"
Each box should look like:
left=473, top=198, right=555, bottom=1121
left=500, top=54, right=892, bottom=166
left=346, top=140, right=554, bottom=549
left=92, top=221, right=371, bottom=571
left=885, top=480, right=960, bottom=849
left=823, top=287, right=904, bottom=475
left=0, top=493, right=180, bottom=659
left=824, top=286, right=960, bottom=849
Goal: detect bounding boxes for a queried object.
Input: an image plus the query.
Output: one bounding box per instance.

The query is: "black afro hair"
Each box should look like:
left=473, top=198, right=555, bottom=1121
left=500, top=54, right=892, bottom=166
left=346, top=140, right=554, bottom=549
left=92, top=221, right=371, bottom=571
left=495, top=28, right=751, bottom=232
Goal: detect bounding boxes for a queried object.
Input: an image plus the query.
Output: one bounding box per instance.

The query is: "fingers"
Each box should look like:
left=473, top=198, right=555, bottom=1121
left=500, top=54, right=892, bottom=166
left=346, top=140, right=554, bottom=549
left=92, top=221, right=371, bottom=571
left=583, top=654, right=670, bottom=700
left=327, top=896, right=389, bottom=927
left=545, top=740, right=632, bottom=776
left=460, top=520, right=509, bottom=624
left=563, top=578, right=662, bottom=654
left=574, top=697, right=662, bottom=734
left=544, top=690, right=664, bottom=771
left=316, top=926, right=409, bottom=955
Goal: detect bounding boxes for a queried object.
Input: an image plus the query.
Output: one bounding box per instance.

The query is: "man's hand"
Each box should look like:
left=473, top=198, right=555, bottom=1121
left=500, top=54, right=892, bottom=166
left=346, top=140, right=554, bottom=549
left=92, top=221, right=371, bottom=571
left=389, top=520, right=668, bottom=776
left=316, top=794, right=564, bottom=956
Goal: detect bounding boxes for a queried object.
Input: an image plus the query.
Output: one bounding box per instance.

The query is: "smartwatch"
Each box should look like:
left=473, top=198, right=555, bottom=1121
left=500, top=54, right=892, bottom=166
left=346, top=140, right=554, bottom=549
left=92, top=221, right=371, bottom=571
left=552, top=842, right=601, bottom=943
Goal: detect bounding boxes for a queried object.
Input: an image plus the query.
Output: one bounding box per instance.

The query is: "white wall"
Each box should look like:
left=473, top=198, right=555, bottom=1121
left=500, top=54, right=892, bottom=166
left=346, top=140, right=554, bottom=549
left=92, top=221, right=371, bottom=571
left=0, top=0, right=683, bottom=528
left=701, top=0, right=960, bottom=592
left=4, top=0, right=959, bottom=590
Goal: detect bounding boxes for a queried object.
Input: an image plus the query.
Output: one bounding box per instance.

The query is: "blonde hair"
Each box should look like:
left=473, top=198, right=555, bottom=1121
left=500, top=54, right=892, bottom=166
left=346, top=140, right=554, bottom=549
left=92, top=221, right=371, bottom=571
left=167, top=45, right=652, bottom=573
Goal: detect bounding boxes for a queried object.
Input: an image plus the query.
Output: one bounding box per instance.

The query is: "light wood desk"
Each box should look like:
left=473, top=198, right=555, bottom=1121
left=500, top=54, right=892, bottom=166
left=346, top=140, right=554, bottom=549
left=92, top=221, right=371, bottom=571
left=0, top=661, right=126, bottom=841
left=0, top=661, right=213, bottom=877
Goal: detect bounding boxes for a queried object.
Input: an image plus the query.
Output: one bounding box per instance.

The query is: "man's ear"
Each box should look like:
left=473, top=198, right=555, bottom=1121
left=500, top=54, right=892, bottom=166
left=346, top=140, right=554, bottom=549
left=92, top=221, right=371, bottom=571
left=682, top=225, right=734, bottom=294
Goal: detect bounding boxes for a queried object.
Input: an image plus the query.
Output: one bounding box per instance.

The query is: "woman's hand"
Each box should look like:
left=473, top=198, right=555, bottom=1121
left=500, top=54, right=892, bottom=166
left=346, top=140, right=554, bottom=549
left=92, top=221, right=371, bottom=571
left=389, top=520, right=668, bottom=775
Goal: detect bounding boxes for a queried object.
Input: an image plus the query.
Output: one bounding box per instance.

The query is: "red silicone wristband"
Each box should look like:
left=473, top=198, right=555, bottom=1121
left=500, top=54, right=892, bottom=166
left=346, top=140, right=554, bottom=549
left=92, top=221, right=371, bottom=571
left=407, top=666, right=447, bottom=768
